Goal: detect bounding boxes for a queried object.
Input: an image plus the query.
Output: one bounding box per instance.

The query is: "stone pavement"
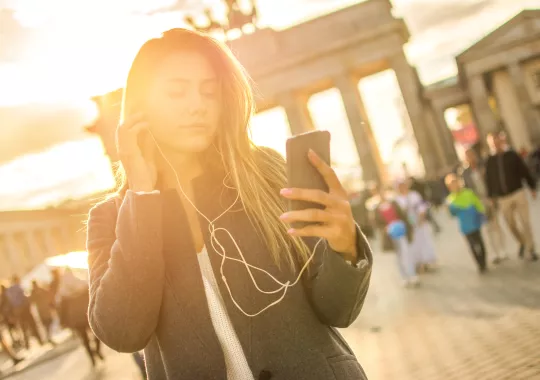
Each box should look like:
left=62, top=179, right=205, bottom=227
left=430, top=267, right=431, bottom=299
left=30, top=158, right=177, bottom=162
left=7, top=199, right=540, bottom=380
left=344, top=198, right=540, bottom=380
left=7, top=347, right=141, bottom=380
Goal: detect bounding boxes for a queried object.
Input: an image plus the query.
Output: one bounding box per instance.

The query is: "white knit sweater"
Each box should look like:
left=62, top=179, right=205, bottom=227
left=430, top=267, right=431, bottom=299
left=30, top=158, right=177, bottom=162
left=197, top=247, right=254, bottom=380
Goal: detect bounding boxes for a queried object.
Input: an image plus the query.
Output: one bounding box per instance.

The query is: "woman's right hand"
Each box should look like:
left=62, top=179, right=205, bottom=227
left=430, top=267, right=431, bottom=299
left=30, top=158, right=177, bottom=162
left=116, top=113, right=157, bottom=192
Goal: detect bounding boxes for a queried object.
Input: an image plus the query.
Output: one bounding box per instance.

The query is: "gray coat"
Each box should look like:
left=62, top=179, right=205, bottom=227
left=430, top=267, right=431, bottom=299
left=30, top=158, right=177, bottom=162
left=86, top=160, right=372, bottom=380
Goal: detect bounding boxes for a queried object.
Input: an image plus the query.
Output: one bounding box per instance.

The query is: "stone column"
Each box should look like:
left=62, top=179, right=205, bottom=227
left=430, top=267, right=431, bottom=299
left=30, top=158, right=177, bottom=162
left=24, top=230, right=41, bottom=264
left=492, top=70, right=532, bottom=151
left=390, top=52, right=442, bottom=177
left=4, top=233, right=23, bottom=275
left=333, top=73, right=384, bottom=184
left=277, top=92, right=315, bottom=135
left=468, top=74, right=498, bottom=136
left=44, top=227, right=57, bottom=257
left=507, top=61, right=540, bottom=143
left=431, top=103, right=459, bottom=167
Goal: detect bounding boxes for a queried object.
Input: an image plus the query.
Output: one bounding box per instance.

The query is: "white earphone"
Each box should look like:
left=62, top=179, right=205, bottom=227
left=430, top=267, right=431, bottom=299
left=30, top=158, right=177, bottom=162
left=148, top=131, right=322, bottom=317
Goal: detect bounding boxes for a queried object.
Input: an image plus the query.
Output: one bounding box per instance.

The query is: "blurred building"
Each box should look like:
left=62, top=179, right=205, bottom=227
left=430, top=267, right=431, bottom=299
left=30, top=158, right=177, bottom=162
left=86, top=0, right=444, bottom=183
left=0, top=198, right=94, bottom=280
left=425, top=9, right=540, bottom=155
left=87, top=4, right=540, bottom=184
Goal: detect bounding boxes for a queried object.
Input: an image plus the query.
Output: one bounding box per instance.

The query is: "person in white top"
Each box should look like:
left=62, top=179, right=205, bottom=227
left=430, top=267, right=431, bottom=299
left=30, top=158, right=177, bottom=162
left=395, top=180, right=438, bottom=273
left=461, top=148, right=508, bottom=263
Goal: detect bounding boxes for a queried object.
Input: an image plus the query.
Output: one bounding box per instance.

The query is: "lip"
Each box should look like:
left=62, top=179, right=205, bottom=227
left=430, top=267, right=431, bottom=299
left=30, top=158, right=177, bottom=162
left=180, top=123, right=208, bottom=131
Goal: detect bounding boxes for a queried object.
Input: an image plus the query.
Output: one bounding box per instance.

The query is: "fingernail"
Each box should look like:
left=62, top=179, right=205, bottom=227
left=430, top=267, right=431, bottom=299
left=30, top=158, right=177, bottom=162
left=287, top=228, right=295, bottom=234
left=280, top=213, right=289, bottom=220
left=280, top=188, right=292, bottom=196
left=308, top=149, right=317, bottom=158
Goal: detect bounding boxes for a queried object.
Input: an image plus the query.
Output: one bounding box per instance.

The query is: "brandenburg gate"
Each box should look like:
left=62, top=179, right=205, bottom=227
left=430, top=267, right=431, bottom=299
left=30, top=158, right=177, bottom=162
left=88, top=0, right=451, bottom=182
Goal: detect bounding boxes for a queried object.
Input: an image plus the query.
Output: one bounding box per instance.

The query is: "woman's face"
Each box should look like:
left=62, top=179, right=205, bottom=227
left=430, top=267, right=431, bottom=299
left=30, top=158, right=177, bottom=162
left=144, top=50, right=222, bottom=154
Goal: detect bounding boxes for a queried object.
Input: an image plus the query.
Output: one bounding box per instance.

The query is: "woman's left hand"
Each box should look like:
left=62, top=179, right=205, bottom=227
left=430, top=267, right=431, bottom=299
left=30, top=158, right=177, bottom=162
left=279, top=150, right=358, bottom=263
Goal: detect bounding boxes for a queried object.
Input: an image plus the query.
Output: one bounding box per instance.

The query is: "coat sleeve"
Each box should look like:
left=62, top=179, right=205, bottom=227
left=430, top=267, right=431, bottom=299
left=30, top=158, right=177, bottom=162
left=86, top=190, right=164, bottom=353
left=514, top=151, right=537, bottom=190
left=484, top=159, right=495, bottom=198
left=302, top=226, right=373, bottom=328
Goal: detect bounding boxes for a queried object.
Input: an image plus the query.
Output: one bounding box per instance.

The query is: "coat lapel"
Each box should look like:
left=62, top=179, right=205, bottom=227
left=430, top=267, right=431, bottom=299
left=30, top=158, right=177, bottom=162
left=160, top=189, right=225, bottom=362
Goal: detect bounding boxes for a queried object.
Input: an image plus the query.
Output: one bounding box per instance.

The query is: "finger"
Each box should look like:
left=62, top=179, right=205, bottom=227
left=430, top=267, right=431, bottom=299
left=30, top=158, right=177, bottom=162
left=308, top=149, right=343, bottom=193
left=280, top=208, right=332, bottom=224
left=280, top=188, right=339, bottom=208
left=287, top=224, right=331, bottom=240
left=118, top=120, right=149, bottom=136
left=118, top=113, right=146, bottom=130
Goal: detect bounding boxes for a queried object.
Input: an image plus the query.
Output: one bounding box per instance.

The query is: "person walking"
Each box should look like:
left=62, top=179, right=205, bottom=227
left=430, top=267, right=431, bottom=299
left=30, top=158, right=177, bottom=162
left=57, top=268, right=104, bottom=367
left=29, top=280, right=55, bottom=344
left=6, top=276, right=43, bottom=349
left=408, top=176, right=441, bottom=234
left=371, top=185, right=418, bottom=287
left=395, top=180, right=437, bottom=272
left=445, top=174, right=488, bottom=273
left=461, top=148, right=507, bottom=263
left=485, top=132, right=537, bottom=261
left=86, top=28, right=372, bottom=380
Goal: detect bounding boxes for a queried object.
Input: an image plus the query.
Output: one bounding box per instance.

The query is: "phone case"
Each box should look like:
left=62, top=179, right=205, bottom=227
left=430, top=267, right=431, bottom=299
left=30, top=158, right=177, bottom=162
left=286, top=130, right=331, bottom=228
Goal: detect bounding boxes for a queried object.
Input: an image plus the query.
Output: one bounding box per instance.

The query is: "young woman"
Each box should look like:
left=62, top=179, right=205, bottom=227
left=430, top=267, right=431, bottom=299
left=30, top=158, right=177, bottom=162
left=86, top=29, right=373, bottom=380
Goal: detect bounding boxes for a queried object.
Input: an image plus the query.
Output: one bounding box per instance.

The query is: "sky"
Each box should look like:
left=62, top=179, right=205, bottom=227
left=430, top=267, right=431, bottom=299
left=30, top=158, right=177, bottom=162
left=0, top=0, right=539, bottom=210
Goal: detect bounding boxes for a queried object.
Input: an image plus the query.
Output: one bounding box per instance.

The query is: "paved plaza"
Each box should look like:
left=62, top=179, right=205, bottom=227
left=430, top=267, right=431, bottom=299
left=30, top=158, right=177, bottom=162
left=347, top=198, right=540, bottom=380
left=6, top=199, right=540, bottom=380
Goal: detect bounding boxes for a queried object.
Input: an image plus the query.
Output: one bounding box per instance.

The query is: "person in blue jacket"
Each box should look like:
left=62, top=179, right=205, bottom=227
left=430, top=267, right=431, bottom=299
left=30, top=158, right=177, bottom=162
left=445, top=173, right=488, bottom=273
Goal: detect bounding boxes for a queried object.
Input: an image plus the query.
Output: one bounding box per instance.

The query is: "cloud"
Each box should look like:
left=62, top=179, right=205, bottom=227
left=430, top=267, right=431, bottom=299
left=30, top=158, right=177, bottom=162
left=393, top=0, right=495, bottom=34
left=0, top=8, right=33, bottom=61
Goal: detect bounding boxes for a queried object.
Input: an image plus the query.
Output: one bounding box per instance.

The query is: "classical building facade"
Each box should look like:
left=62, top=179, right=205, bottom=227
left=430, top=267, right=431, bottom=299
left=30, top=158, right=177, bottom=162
left=426, top=9, right=540, bottom=158
left=86, top=5, right=540, bottom=182
left=88, top=0, right=451, bottom=182
left=0, top=198, right=99, bottom=280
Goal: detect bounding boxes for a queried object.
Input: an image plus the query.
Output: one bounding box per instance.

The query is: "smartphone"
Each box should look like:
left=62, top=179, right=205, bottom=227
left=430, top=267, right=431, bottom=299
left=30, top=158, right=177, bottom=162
left=286, top=130, right=331, bottom=228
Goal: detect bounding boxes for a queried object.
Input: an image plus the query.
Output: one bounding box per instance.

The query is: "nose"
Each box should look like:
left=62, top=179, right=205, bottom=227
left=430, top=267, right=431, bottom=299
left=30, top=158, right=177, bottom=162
left=187, top=91, right=207, bottom=117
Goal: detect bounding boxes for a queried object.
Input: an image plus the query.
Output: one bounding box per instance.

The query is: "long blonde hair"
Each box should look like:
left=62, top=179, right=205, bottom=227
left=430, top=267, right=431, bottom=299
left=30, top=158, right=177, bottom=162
left=115, top=29, right=310, bottom=269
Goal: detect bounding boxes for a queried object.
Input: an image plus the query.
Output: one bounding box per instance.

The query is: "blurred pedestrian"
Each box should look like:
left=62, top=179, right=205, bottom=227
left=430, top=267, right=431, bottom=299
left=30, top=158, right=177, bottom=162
left=7, top=276, right=43, bottom=349
left=30, top=280, right=55, bottom=344
left=57, top=268, right=104, bottom=367
left=445, top=174, right=487, bottom=273
left=395, top=180, right=438, bottom=272
left=0, top=284, right=22, bottom=348
left=408, top=176, right=441, bottom=234
left=371, top=185, right=418, bottom=287
left=485, top=132, right=537, bottom=261
left=461, top=148, right=507, bottom=263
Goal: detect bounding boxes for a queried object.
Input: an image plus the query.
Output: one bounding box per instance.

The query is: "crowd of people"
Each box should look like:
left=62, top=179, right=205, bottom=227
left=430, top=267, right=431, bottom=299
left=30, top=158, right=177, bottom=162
left=367, top=131, right=537, bottom=286
left=0, top=267, right=105, bottom=371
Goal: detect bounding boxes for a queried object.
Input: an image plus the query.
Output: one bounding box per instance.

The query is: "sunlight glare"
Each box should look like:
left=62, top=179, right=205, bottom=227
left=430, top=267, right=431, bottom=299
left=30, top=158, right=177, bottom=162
left=46, top=250, right=89, bottom=270
left=249, top=107, right=290, bottom=157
